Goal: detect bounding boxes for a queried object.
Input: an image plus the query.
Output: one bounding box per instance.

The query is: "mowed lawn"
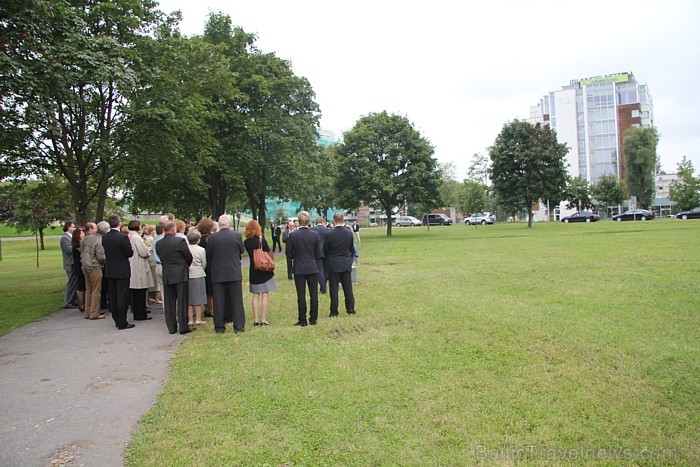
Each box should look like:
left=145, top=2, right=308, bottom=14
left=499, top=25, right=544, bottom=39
left=122, top=220, right=699, bottom=465
left=2, top=220, right=698, bottom=463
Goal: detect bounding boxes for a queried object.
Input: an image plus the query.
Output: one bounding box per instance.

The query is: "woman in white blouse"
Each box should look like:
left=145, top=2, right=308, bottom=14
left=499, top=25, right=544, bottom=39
left=186, top=229, right=207, bottom=326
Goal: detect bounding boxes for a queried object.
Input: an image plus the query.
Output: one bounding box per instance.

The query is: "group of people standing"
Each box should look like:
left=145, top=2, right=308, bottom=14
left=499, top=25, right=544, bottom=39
left=283, top=211, right=357, bottom=326
left=59, top=210, right=357, bottom=334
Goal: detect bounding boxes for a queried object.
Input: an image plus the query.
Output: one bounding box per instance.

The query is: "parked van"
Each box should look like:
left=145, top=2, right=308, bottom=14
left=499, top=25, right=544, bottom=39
left=421, top=213, right=453, bottom=226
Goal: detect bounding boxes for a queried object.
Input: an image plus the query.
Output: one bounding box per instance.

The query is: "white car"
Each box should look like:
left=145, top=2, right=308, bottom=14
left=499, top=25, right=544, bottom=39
left=395, top=216, right=422, bottom=227
left=464, top=213, right=495, bottom=225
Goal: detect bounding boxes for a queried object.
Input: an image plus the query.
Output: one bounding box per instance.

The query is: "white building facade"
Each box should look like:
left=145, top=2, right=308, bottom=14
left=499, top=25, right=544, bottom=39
left=528, top=72, right=654, bottom=221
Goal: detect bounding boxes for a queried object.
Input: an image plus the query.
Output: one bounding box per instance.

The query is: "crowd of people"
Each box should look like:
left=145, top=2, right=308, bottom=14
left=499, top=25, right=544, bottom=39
left=59, top=211, right=358, bottom=334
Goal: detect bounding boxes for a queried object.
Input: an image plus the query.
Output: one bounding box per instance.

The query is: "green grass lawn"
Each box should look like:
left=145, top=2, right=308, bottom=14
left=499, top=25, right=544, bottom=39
left=0, top=237, right=65, bottom=334
left=2, top=220, right=698, bottom=464
left=122, top=220, right=698, bottom=465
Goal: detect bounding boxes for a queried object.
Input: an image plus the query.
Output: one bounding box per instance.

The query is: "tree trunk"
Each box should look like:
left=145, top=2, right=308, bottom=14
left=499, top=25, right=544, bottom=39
left=94, top=173, right=110, bottom=222
left=39, top=228, right=45, bottom=250
left=527, top=205, right=533, bottom=228
left=385, top=204, right=393, bottom=237
left=258, top=192, right=267, bottom=230
left=207, top=170, right=228, bottom=219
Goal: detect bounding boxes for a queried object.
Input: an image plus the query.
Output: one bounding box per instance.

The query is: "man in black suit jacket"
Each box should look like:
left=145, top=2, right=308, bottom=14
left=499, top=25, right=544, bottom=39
left=311, top=216, right=330, bottom=294
left=287, top=211, right=321, bottom=326
left=324, top=212, right=356, bottom=316
left=102, top=215, right=134, bottom=329
left=155, top=221, right=193, bottom=335
left=206, top=214, right=245, bottom=333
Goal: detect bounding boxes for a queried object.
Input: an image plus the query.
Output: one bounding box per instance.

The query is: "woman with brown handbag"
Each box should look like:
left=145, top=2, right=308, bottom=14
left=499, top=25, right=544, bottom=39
left=243, top=220, right=277, bottom=326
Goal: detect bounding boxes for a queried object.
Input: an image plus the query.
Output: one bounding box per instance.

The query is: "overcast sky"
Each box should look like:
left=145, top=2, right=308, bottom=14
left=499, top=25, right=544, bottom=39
left=156, top=0, right=700, bottom=179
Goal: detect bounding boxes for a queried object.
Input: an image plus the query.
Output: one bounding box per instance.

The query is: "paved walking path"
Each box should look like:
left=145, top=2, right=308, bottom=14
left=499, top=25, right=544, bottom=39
left=0, top=303, right=182, bottom=466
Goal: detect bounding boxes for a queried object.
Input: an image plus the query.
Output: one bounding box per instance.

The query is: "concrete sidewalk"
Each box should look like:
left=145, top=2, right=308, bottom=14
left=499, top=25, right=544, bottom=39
left=0, top=303, right=183, bottom=466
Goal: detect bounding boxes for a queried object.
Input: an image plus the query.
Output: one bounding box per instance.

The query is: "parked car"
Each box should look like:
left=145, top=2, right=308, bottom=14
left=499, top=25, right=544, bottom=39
left=464, top=213, right=495, bottom=225
left=422, top=213, right=453, bottom=226
left=612, top=209, right=655, bottom=221
left=676, top=207, right=700, bottom=220
left=395, top=215, right=422, bottom=227
left=561, top=211, right=599, bottom=223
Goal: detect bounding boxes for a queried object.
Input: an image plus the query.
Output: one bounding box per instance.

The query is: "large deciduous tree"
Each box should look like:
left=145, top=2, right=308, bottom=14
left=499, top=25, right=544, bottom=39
left=489, top=120, right=568, bottom=227
left=669, top=156, right=700, bottom=212
left=0, top=0, right=161, bottom=224
left=335, top=112, right=441, bottom=236
left=623, top=126, right=658, bottom=209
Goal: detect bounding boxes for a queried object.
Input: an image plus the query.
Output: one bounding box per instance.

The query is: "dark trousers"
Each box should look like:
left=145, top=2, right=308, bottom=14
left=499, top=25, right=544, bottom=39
left=163, top=281, right=189, bottom=334
left=286, top=255, right=294, bottom=280
left=100, top=270, right=109, bottom=309
left=212, top=281, right=245, bottom=332
left=108, top=278, right=130, bottom=328
left=294, top=273, right=318, bottom=324
left=329, top=271, right=355, bottom=314
left=63, top=269, right=78, bottom=307
left=316, top=258, right=327, bottom=293
left=130, top=288, right=148, bottom=320
left=272, top=236, right=282, bottom=252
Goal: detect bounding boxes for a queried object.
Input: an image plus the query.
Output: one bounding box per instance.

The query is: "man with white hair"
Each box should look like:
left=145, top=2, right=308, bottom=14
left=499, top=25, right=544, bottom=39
left=206, top=214, right=246, bottom=333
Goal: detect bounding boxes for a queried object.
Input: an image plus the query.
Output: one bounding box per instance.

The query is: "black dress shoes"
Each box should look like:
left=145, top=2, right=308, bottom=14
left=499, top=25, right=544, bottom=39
left=329, top=312, right=339, bottom=317
left=309, top=321, right=317, bottom=325
left=347, top=311, right=356, bottom=315
left=134, top=317, right=152, bottom=321
left=118, top=323, right=135, bottom=330
left=294, top=321, right=307, bottom=327
left=180, top=327, right=196, bottom=335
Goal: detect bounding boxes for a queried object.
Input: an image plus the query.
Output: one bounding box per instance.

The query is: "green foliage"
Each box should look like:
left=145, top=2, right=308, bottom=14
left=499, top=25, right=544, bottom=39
left=0, top=178, right=71, bottom=248
left=0, top=0, right=163, bottom=224
left=437, top=162, right=462, bottom=209
left=563, top=177, right=593, bottom=211
left=466, top=152, right=490, bottom=184
left=591, top=174, right=626, bottom=209
left=489, top=120, right=569, bottom=227
left=335, top=112, right=441, bottom=236
left=669, top=156, right=700, bottom=212
left=459, top=181, right=487, bottom=215
left=623, top=126, right=658, bottom=209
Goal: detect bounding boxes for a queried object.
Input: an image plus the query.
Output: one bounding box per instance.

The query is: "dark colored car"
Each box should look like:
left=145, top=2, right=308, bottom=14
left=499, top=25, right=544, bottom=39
left=561, top=211, right=599, bottom=223
left=422, top=213, right=453, bottom=226
left=612, top=209, right=655, bottom=221
left=676, top=207, right=700, bottom=220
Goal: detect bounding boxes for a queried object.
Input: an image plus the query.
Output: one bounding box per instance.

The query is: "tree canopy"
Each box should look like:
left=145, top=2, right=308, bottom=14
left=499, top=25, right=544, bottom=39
left=489, top=120, right=568, bottom=227
left=669, top=156, right=700, bottom=212
left=591, top=174, right=626, bottom=212
left=0, top=0, right=162, bottom=224
left=623, top=126, right=658, bottom=209
left=335, top=112, right=441, bottom=236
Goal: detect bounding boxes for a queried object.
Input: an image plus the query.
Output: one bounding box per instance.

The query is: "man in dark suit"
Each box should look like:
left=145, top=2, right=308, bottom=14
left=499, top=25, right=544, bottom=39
left=206, top=214, right=245, bottom=333
left=155, top=221, right=193, bottom=334
left=271, top=222, right=282, bottom=253
left=324, top=212, right=356, bottom=316
left=102, top=214, right=134, bottom=329
left=286, top=211, right=321, bottom=326
left=282, top=220, right=295, bottom=280
left=311, top=216, right=330, bottom=294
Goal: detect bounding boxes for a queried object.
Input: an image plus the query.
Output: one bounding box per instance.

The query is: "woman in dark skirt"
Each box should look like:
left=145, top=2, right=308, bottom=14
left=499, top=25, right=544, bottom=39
left=196, top=218, right=216, bottom=318
left=71, top=227, right=86, bottom=313
left=243, top=220, right=276, bottom=326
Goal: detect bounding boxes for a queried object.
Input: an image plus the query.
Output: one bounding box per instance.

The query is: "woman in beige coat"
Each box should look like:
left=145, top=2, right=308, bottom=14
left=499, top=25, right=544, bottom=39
left=128, top=220, right=154, bottom=321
